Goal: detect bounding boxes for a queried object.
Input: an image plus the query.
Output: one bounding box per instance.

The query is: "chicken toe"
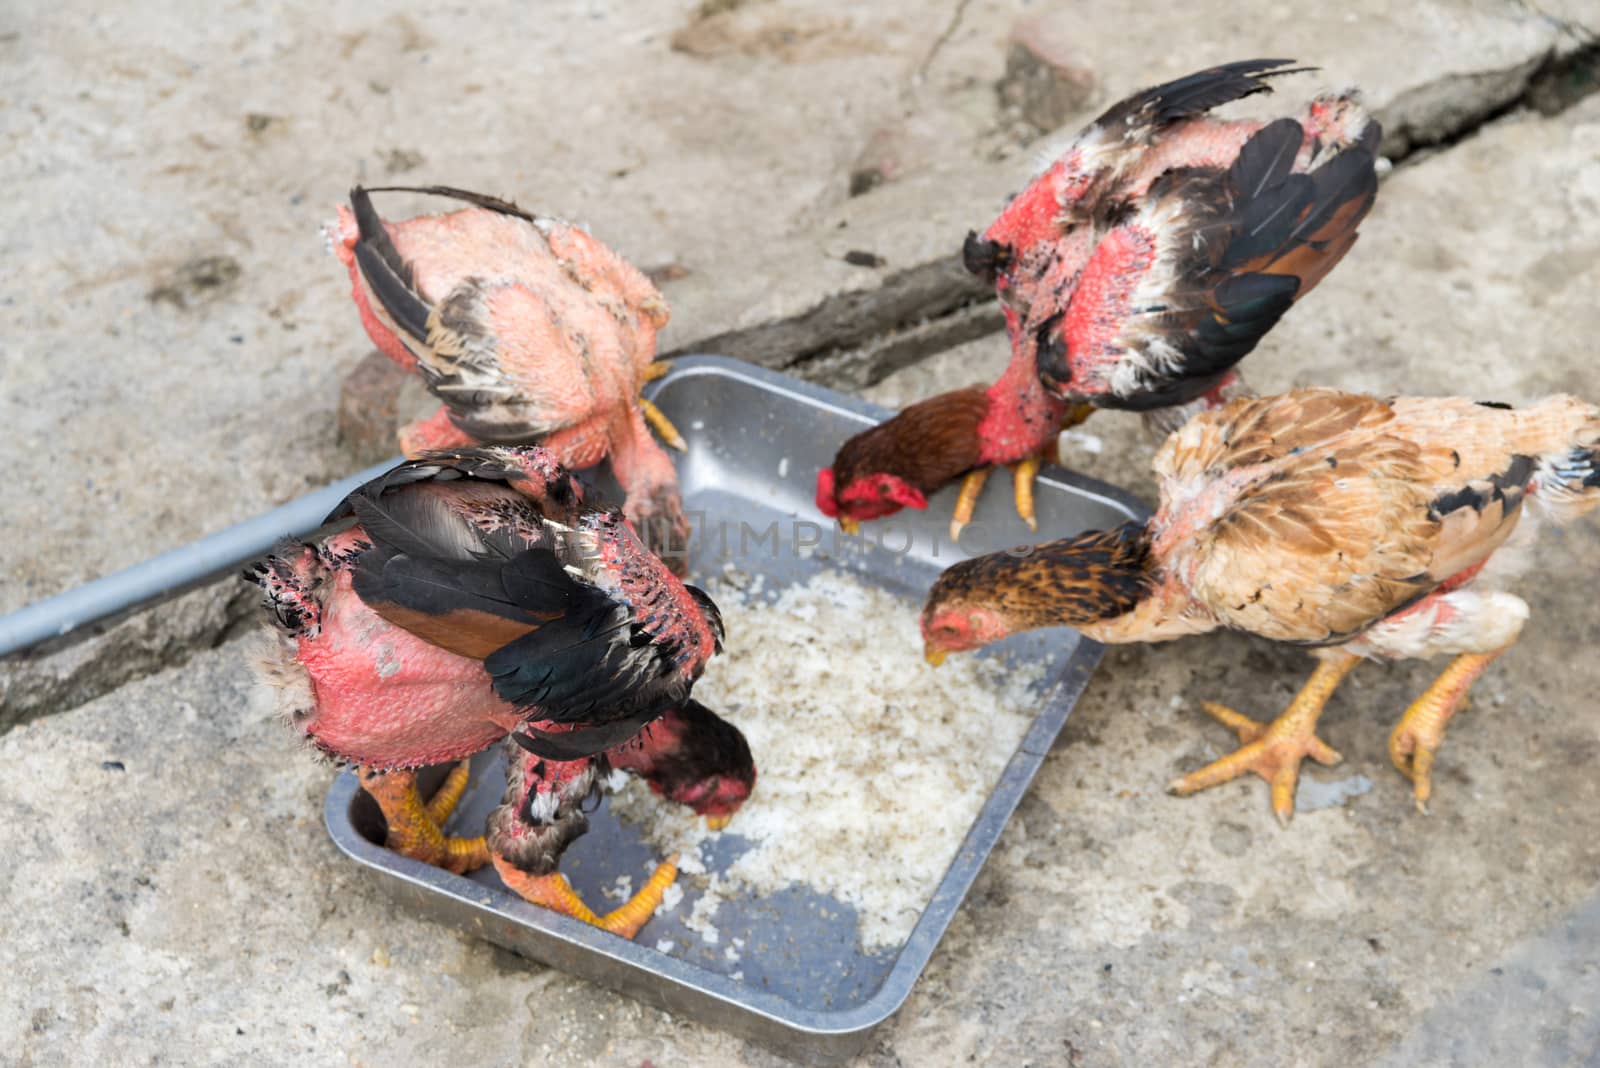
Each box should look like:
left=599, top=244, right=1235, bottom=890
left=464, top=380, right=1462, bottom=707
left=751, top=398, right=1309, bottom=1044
left=1011, top=454, right=1044, bottom=532
left=359, top=766, right=490, bottom=874
left=493, top=855, right=679, bottom=939
left=424, top=760, right=475, bottom=825
left=951, top=467, right=993, bottom=543
left=640, top=397, right=687, bottom=453
left=637, top=361, right=686, bottom=452
left=1169, top=653, right=1358, bottom=826
left=1389, top=649, right=1504, bottom=813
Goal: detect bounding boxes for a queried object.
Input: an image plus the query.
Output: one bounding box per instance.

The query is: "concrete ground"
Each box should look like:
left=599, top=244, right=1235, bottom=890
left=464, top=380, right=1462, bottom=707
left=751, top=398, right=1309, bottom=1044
left=4, top=1, right=1600, bottom=1065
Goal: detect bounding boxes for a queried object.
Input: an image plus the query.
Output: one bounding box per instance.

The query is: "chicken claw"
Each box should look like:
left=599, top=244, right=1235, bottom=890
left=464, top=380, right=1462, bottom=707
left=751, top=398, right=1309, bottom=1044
left=1169, top=653, right=1359, bottom=826
left=1389, top=649, right=1504, bottom=813
left=640, top=399, right=687, bottom=453
left=493, top=855, right=679, bottom=939
left=951, top=467, right=992, bottom=543
left=638, top=361, right=687, bottom=452
left=1010, top=454, right=1043, bottom=533
left=360, top=764, right=490, bottom=874
left=424, top=760, right=474, bottom=825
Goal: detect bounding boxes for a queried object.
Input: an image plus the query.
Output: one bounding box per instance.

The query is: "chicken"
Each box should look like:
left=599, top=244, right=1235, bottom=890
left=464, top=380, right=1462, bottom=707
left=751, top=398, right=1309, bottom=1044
left=819, top=60, right=1380, bottom=541
left=921, top=388, right=1600, bottom=823
left=246, top=445, right=753, bottom=935
left=331, top=185, right=691, bottom=560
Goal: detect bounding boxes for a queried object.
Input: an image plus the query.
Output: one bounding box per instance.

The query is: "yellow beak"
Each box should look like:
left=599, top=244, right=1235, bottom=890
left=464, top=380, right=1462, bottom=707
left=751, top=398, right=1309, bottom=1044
left=704, top=813, right=733, bottom=832
left=839, top=516, right=861, bottom=536
left=924, top=647, right=947, bottom=668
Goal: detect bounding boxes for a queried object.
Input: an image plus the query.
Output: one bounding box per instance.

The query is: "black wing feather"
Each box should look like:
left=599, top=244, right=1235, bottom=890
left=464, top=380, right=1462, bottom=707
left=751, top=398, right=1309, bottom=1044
left=511, top=709, right=662, bottom=761
left=1096, top=59, right=1309, bottom=131
left=1230, top=117, right=1302, bottom=200
left=1287, top=147, right=1380, bottom=243
left=358, top=184, right=538, bottom=222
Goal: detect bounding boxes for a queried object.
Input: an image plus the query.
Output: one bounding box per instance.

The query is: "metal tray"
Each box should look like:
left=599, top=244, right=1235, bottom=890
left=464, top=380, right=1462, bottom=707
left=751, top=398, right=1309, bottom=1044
left=323, top=355, right=1146, bottom=1064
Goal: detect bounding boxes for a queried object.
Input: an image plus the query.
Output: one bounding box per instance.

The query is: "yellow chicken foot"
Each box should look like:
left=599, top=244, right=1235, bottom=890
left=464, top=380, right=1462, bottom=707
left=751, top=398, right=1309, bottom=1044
left=638, top=362, right=686, bottom=452
left=1011, top=454, right=1044, bottom=532
left=1389, top=649, right=1506, bottom=813
left=1168, top=652, right=1360, bottom=827
left=492, top=855, right=679, bottom=939
left=359, top=765, right=490, bottom=874
left=424, top=760, right=474, bottom=825
left=950, top=467, right=993, bottom=543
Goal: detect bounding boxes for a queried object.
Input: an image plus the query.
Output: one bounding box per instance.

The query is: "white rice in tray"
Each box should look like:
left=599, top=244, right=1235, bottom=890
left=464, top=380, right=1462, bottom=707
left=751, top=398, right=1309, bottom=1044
left=609, top=568, right=1045, bottom=952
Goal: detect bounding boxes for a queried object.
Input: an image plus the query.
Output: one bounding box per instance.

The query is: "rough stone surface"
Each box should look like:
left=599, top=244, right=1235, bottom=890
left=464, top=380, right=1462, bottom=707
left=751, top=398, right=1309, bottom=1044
left=335, top=351, right=412, bottom=468
left=998, top=14, right=1099, bottom=132
left=5, top=97, right=1600, bottom=1066
left=0, top=583, right=255, bottom=733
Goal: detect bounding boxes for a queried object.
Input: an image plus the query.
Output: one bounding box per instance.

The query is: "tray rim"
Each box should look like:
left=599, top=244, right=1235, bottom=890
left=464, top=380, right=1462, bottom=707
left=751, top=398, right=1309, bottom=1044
left=322, top=354, right=1149, bottom=1060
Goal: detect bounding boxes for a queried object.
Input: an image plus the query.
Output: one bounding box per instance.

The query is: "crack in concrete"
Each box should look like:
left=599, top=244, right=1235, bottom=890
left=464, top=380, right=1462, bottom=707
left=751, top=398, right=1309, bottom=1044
left=916, top=0, right=973, bottom=83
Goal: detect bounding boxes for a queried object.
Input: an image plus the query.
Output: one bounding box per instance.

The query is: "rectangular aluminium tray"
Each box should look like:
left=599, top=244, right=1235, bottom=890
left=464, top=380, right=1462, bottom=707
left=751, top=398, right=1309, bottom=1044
left=323, top=355, right=1147, bottom=1064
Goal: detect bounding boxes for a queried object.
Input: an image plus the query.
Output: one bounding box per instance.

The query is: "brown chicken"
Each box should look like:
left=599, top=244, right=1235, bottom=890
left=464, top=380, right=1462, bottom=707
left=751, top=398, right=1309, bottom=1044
left=922, top=389, right=1600, bottom=822
left=332, top=185, right=691, bottom=554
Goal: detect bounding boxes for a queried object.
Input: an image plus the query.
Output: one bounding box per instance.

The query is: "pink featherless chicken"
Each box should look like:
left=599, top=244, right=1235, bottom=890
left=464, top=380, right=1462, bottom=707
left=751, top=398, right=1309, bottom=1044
left=923, top=389, right=1600, bottom=823
left=332, top=185, right=692, bottom=557
left=247, top=445, right=754, bottom=934
left=819, top=60, right=1380, bottom=540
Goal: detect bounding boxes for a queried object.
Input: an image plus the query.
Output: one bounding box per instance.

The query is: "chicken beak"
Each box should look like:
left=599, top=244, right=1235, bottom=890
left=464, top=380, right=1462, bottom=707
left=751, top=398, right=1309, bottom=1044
left=924, top=647, right=947, bottom=668
left=704, top=813, right=733, bottom=832
left=839, top=516, right=861, bottom=536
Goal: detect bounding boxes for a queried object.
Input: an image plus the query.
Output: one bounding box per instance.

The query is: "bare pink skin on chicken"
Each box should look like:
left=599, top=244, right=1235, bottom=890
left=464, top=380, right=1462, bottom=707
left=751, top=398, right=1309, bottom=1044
left=287, top=531, right=523, bottom=769
left=974, top=325, right=1072, bottom=466
left=330, top=205, right=681, bottom=531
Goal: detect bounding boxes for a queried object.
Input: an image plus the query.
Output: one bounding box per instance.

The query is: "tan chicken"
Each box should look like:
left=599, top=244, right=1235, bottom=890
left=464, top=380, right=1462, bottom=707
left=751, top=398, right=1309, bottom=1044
left=921, top=389, right=1600, bottom=822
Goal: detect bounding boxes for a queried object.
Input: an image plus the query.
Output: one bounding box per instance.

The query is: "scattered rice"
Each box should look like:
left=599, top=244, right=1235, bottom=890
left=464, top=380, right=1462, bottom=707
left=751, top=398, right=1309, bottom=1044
left=611, top=569, right=1043, bottom=951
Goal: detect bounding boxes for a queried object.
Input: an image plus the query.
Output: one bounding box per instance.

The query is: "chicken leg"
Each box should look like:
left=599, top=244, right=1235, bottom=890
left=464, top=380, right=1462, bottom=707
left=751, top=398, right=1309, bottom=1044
left=359, top=763, right=490, bottom=874
left=1169, top=652, right=1360, bottom=826
left=1389, top=649, right=1505, bottom=813
left=493, top=855, right=679, bottom=939
left=398, top=406, right=476, bottom=457
left=949, top=404, right=1092, bottom=542
left=638, top=361, right=686, bottom=452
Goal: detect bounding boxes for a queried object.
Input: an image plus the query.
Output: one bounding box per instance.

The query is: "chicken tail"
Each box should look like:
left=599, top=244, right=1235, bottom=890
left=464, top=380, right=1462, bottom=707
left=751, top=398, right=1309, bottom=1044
left=347, top=186, right=434, bottom=346
left=1093, top=58, right=1312, bottom=134
left=1523, top=397, right=1600, bottom=525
